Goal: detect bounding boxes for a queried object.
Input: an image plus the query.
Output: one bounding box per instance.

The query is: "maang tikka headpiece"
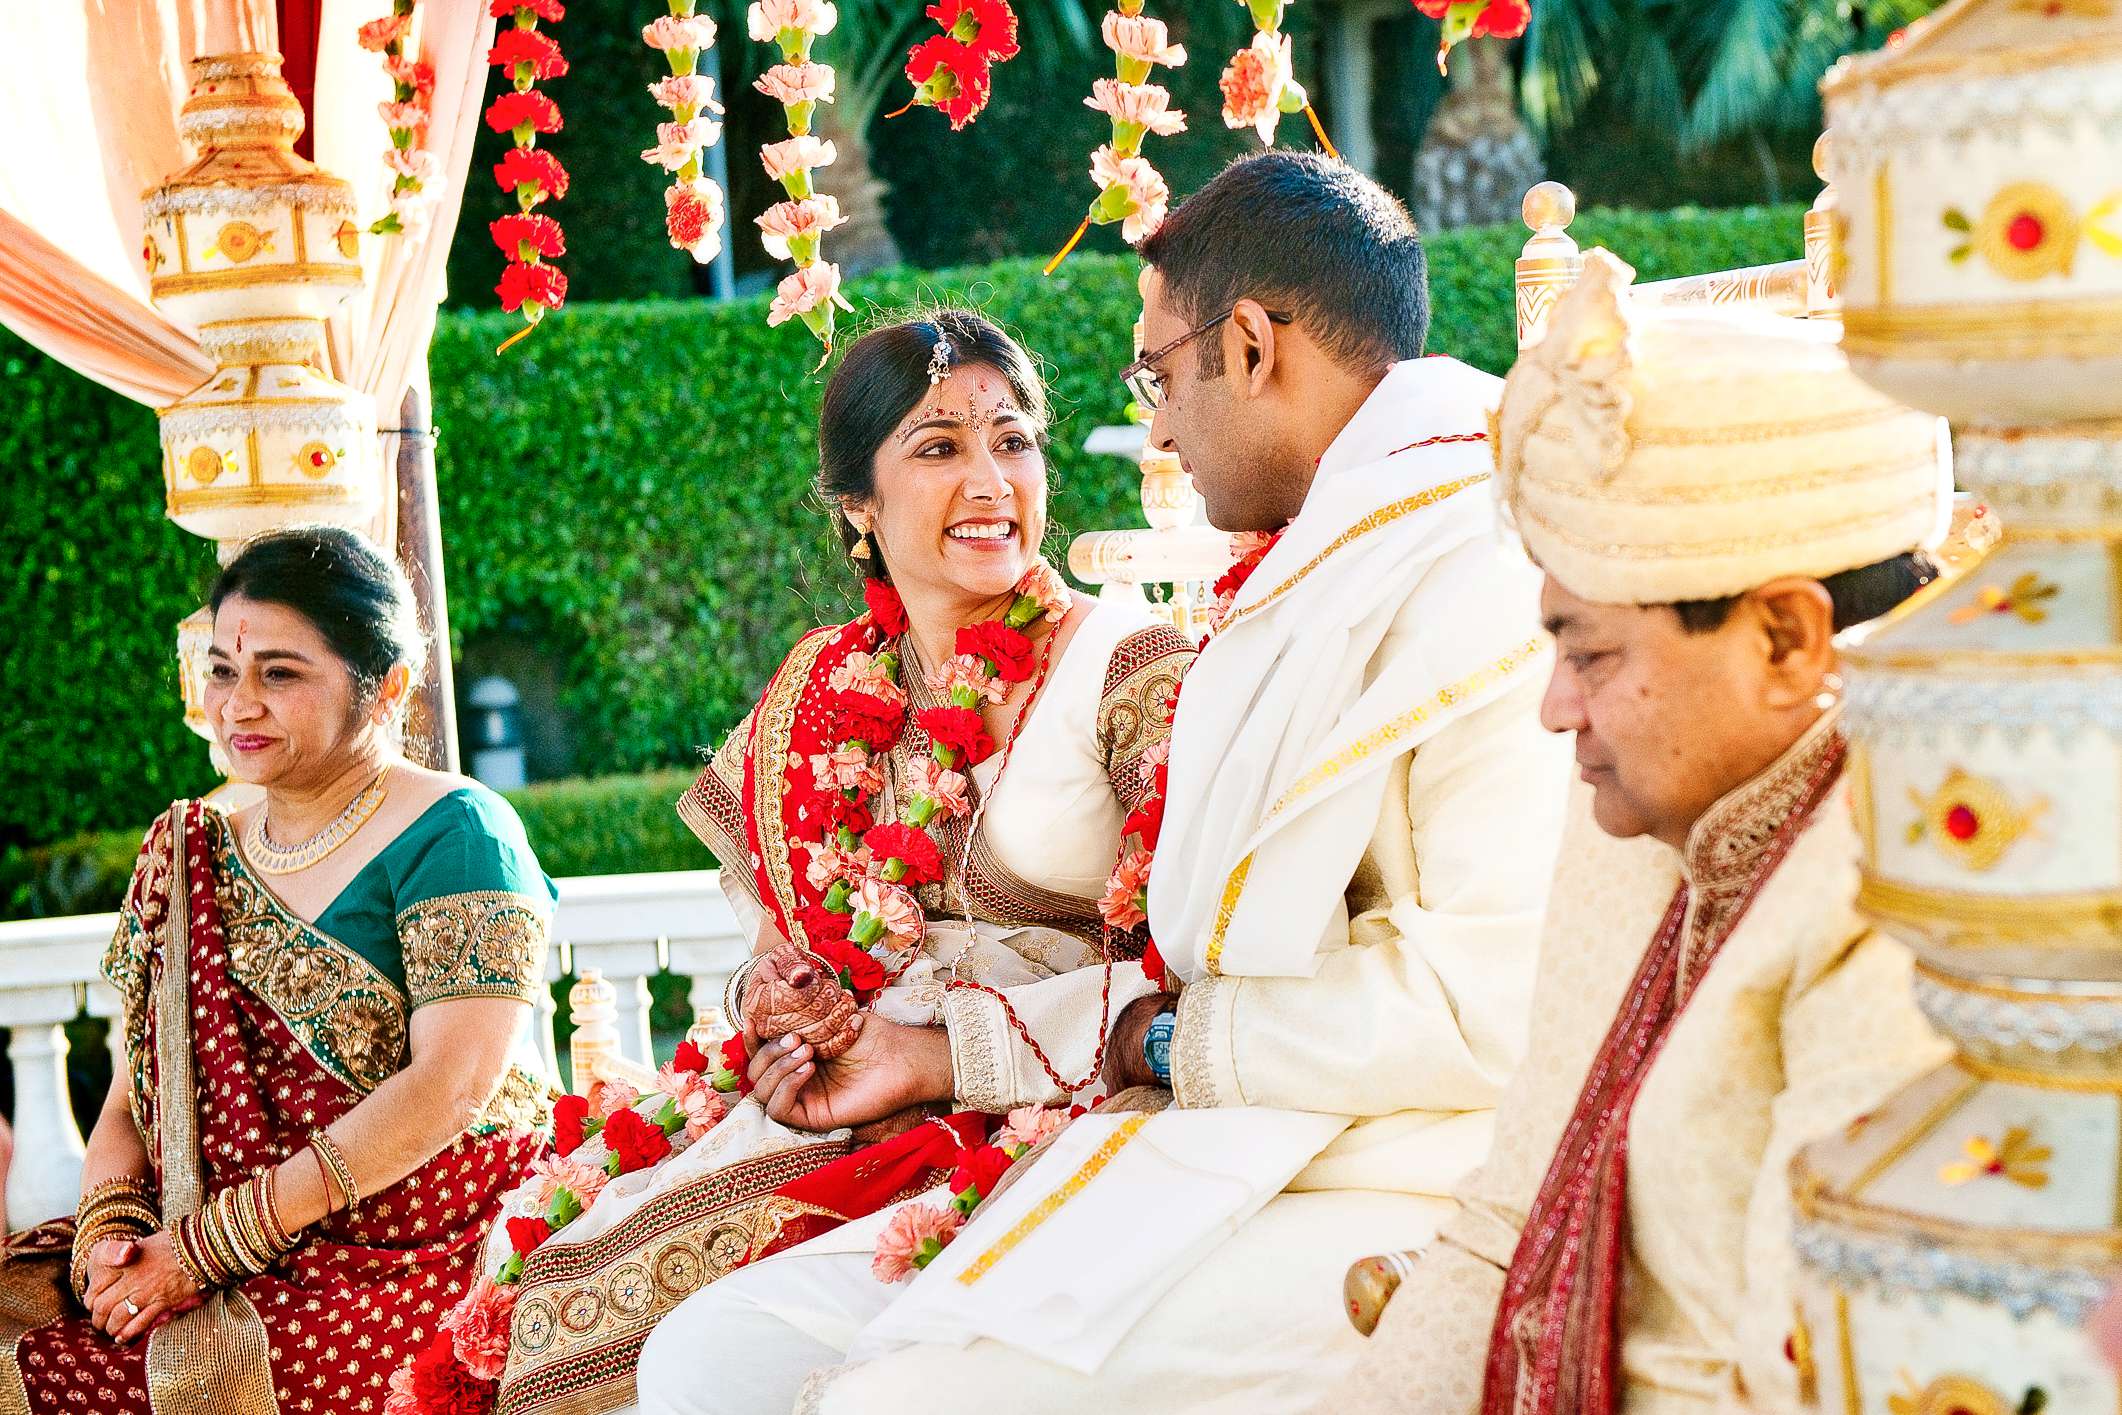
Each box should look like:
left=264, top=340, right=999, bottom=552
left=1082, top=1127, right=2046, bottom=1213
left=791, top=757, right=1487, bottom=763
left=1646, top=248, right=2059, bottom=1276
left=927, top=334, right=954, bottom=385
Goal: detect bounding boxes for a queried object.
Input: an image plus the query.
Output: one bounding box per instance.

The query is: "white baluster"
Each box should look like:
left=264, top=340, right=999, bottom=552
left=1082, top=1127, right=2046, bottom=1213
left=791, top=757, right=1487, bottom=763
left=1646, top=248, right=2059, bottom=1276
left=613, top=972, right=654, bottom=1067
left=4, top=1018, right=86, bottom=1226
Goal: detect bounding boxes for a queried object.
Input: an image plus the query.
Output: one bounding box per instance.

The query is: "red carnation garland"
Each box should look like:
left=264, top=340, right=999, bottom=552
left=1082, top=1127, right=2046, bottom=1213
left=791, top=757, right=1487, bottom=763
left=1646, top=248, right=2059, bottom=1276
left=484, top=0, right=570, bottom=353
left=1409, top=0, right=1530, bottom=72
left=894, top=0, right=1019, bottom=131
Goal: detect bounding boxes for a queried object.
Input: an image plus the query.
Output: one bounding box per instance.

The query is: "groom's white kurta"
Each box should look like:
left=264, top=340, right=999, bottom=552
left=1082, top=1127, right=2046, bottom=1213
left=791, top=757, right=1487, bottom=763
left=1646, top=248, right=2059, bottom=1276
left=633, top=358, right=1573, bottom=1415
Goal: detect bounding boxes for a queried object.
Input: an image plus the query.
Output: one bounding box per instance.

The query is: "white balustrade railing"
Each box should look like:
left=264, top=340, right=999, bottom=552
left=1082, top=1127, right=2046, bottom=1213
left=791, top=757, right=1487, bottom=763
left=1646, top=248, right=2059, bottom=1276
left=0, top=869, right=746, bottom=1228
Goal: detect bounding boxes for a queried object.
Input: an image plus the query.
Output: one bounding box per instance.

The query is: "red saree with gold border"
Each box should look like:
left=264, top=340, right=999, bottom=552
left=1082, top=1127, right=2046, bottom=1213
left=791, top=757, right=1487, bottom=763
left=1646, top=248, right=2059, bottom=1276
left=1, top=803, right=547, bottom=1415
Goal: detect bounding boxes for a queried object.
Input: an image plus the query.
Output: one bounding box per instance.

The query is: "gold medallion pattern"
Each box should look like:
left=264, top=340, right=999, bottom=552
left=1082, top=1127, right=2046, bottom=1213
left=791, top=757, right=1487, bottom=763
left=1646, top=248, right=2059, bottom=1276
left=185, top=445, right=231, bottom=485
left=1904, top=768, right=2047, bottom=872
left=1888, top=1372, right=2012, bottom=1415
left=397, top=891, right=550, bottom=1008
left=208, top=220, right=272, bottom=264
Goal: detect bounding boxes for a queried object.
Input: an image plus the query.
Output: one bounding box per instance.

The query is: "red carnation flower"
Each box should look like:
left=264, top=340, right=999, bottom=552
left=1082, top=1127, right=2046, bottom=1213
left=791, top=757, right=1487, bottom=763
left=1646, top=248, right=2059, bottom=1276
left=506, top=1214, right=552, bottom=1256
left=956, top=620, right=1036, bottom=683
left=552, top=1092, right=590, bottom=1155
left=601, top=1107, right=672, bottom=1174
left=497, top=260, right=568, bottom=315
left=925, top=0, right=1020, bottom=62
left=485, top=89, right=562, bottom=136
left=671, top=1039, right=709, bottom=1075
left=864, top=580, right=909, bottom=637
left=823, top=793, right=876, bottom=836
left=917, top=706, right=996, bottom=768
left=407, top=1329, right=496, bottom=1413
left=493, top=147, right=570, bottom=201
left=864, top=822, right=944, bottom=887
left=798, top=901, right=856, bottom=944
left=948, top=1143, right=1015, bottom=1203
left=813, top=935, right=887, bottom=996
left=1412, top=0, right=1452, bottom=15
left=493, top=0, right=566, bottom=19
left=713, top=1033, right=754, bottom=1096
left=1140, top=936, right=1167, bottom=983
left=1470, top=0, right=1530, bottom=38
left=828, top=691, right=906, bottom=752
left=904, top=34, right=993, bottom=131
left=488, top=27, right=569, bottom=79
left=491, top=213, right=566, bottom=260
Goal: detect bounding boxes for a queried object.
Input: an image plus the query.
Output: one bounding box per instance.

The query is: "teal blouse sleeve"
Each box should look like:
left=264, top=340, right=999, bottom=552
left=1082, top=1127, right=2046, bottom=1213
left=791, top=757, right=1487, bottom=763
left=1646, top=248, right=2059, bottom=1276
left=389, top=785, right=558, bottom=1010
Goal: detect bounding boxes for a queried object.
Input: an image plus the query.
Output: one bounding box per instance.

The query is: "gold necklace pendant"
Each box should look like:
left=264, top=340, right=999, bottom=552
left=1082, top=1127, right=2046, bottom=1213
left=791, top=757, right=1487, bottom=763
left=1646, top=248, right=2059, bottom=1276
left=246, top=766, right=392, bottom=876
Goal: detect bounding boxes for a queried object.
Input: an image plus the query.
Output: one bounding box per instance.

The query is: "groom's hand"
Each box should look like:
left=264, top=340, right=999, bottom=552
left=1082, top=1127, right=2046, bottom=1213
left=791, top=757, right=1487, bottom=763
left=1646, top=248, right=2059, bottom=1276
left=749, top=1015, right=954, bottom=1132
left=1103, top=993, right=1179, bottom=1092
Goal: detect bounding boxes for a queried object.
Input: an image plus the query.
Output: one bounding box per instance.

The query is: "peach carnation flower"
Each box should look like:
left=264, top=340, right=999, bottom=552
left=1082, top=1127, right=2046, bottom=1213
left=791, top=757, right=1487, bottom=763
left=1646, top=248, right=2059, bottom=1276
left=439, top=1278, right=516, bottom=1382
left=852, top=878, right=925, bottom=946
left=999, top=1105, right=1071, bottom=1151
left=1098, top=844, right=1154, bottom=931
left=748, top=0, right=839, bottom=42
left=826, top=644, right=902, bottom=702
left=642, top=118, right=722, bottom=173
left=931, top=653, right=1006, bottom=706
left=643, top=14, right=719, bottom=51
left=754, top=62, right=837, bottom=106
left=1102, top=13, right=1186, bottom=68
left=760, top=135, right=837, bottom=182
left=871, top=1201, right=963, bottom=1282
left=902, top=755, right=972, bottom=819
left=1090, top=145, right=1170, bottom=245
left=767, top=262, right=851, bottom=328
left=650, top=74, right=725, bottom=115
left=1220, top=31, right=1293, bottom=146
left=1084, top=79, right=1186, bottom=138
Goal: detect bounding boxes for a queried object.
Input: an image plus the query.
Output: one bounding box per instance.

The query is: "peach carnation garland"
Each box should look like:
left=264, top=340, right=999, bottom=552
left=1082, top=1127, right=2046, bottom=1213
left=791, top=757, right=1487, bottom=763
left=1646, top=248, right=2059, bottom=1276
left=1217, top=0, right=1336, bottom=154
left=360, top=1, right=439, bottom=238
left=641, top=3, right=729, bottom=266
left=1047, top=0, right=1186, bottom=272
left=749, top=0, right=852, bottom=351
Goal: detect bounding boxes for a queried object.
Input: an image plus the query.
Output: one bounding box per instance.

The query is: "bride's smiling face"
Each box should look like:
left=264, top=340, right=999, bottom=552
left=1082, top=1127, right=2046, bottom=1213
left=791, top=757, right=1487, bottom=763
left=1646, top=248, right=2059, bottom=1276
left=854, top=363, right=1049, bottom=603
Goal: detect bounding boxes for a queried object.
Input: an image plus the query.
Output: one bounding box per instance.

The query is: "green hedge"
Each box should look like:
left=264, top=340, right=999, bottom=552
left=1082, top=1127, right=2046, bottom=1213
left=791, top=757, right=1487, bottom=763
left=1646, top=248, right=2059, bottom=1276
left=0, top=206, right=1802, bottom=866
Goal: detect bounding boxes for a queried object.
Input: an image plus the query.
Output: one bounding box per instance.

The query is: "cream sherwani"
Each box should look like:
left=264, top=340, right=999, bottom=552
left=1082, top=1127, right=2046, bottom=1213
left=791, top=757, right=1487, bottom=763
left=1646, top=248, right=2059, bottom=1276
left=1326, top=721, right=1951, bottom=1415
left=642, top=356, right=1576, bottom=1415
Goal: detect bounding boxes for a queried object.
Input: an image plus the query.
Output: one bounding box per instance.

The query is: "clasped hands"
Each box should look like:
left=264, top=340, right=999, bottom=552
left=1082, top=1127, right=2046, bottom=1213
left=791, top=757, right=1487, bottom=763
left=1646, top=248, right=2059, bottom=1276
left=79, top=1232, right=202, bottom=1344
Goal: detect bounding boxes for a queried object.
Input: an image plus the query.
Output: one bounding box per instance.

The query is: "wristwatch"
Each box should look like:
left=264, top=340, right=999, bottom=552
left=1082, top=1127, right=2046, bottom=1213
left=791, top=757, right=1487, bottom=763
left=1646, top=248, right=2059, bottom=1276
left=1143, top=1009, right=1178, bottom=1085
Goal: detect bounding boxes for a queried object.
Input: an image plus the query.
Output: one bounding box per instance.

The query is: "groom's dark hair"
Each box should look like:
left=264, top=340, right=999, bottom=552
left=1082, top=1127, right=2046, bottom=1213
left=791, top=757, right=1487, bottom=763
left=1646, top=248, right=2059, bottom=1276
left=1138, top=150, right=1428, bottom=378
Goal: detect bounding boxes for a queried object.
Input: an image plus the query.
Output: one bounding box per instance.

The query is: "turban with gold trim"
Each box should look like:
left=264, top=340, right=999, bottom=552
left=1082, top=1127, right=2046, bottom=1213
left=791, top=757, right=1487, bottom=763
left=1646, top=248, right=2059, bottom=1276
left=1494, top=249, right=1952, bottom=605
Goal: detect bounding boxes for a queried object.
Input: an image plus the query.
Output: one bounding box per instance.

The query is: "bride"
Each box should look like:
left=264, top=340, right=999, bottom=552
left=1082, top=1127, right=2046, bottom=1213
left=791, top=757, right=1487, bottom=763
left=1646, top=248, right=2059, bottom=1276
left=479, top=310, right=1194, bottom=1415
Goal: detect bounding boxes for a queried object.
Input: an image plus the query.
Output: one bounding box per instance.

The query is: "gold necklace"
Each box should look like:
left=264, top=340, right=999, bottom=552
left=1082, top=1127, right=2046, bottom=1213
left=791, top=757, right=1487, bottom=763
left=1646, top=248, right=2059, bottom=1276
left=245, top=767, right=392, bottom=876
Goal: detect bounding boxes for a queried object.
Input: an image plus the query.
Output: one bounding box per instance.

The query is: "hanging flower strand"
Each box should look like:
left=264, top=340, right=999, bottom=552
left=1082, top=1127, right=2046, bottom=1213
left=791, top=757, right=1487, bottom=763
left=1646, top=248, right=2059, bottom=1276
left=1410, top=0, right=1530, bottom=74
left=1046, top=0, right=1186, bottom=274
left=894, top=0, right=1021, bottom=131
left=750, top=0, right=854, bottom=354
left=642, top=5, right=728, bottom=264
left=358, top=2, right=438, bottom=238
left=1220, top=0, right=1336, bottom=156
left=484, top=0, right=570, bottom=354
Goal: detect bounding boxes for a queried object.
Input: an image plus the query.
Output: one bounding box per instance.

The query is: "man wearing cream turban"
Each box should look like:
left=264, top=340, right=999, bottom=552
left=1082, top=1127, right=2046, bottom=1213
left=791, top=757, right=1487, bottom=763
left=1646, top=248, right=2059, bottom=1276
left=1326, top=249, right=1953, bottom=1415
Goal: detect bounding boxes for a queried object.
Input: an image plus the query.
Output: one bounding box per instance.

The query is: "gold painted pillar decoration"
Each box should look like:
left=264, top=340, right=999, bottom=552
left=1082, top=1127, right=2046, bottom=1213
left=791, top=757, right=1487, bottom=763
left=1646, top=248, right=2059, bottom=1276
left=1515, top=181, right=1580, bottom=349
left=1791, top=2, right=2122, bottom=1411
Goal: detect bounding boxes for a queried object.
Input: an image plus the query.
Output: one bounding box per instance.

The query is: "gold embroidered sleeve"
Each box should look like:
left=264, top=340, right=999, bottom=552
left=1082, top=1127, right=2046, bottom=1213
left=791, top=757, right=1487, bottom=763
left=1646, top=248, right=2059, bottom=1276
left=1097, top=624, right=1196, bottom=815
left=398, top=892, right=551, bottom=1008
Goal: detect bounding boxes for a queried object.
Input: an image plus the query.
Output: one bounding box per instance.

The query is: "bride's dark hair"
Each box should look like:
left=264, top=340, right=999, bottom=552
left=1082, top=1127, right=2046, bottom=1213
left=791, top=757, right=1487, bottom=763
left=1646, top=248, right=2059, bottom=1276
left=817, top=308, right=1050, bottom=567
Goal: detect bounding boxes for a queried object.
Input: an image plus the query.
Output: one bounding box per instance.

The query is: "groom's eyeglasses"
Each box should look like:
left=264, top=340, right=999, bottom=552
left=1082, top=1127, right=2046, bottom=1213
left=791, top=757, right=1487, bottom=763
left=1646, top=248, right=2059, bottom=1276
left=1120, top=307, right=1293, bottom=413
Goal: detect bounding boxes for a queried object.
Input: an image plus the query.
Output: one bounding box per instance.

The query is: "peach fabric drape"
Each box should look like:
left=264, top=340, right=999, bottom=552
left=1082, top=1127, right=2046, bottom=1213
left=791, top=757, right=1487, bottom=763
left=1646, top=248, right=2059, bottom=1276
left=0, top=0, right=495, bottom=533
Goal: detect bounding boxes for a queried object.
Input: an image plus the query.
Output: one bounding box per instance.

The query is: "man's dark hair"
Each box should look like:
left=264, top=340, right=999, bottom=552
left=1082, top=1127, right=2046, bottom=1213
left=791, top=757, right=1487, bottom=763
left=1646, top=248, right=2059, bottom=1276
left=1668, top=551, right=1939, bottom=635
left=1137, top=150, right=1428, bottom=377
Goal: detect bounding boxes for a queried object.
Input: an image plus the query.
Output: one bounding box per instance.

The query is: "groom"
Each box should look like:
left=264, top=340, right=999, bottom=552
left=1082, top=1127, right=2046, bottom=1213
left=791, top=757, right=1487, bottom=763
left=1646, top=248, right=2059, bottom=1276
left=636, top=152, right=1570, bottom=1414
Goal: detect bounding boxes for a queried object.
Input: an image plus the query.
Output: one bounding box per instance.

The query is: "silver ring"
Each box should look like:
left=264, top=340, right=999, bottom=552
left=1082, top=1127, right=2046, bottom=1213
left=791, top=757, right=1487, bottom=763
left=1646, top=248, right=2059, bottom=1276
left=123, top=1298, right=141, bottom=1317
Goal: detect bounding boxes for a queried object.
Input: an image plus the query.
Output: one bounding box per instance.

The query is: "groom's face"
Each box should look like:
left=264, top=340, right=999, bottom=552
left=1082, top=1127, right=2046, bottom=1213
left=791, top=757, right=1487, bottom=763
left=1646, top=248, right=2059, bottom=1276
left=1138, top=272, right=1289, bottom=532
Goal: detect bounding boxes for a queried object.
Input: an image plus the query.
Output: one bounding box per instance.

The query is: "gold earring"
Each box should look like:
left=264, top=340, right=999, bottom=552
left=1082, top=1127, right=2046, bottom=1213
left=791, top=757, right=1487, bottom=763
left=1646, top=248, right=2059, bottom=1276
left=850, top=528, right=873, bottom=560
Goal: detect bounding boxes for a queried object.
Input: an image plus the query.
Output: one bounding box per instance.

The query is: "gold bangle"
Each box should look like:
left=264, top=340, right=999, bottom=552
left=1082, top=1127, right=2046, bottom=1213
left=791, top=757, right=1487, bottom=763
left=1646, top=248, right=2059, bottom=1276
left=229, top=1180, right=287, bottom=1274
left=172, top=1214, right=221, bottom=1291
left=200, top=1198, right=248, bottom=1285
left=307, top=1130, right=360, bottom=1213
left=254, top=1169, right=295, bottom=1253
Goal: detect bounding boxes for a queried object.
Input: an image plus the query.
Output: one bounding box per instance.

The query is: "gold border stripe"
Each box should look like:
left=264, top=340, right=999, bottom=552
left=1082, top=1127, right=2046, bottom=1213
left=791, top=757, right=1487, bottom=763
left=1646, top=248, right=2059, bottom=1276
left=1834, top=1288, right=1861, bottom=1415
left=1221, top=472, right=1489, bottom=633
left=1261, top=638, right=1549, bottom=826
left=1203, top=853, right=1255, bottom=976
left=1846, top=1073, right=1980, bottom=1200
left=956, top=1114, right=1153, bottom=1285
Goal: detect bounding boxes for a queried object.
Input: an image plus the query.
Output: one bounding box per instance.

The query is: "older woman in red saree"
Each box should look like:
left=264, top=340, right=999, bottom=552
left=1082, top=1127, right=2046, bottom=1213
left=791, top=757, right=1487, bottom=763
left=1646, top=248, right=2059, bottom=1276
left=0, top=527, right=555, bottom=1414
